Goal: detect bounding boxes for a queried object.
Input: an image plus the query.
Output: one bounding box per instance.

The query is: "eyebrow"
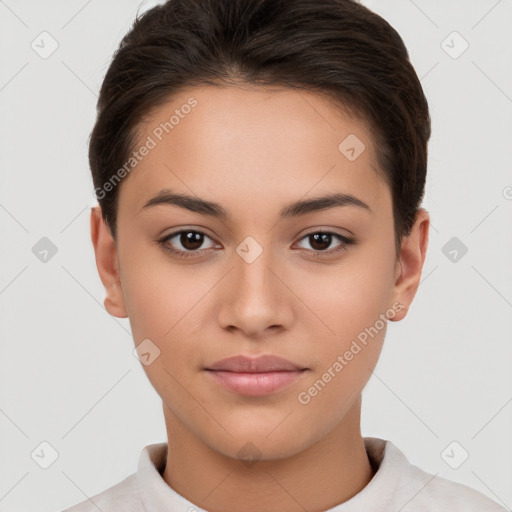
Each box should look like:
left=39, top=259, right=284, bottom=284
left=141, top=188, right=372, bottom=220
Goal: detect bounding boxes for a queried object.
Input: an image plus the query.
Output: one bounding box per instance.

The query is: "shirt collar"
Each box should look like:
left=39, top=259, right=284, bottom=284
left=137, top=442, right=208, bottom=512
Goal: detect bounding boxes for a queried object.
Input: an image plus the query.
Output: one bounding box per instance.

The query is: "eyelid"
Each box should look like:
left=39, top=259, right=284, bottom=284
left=294, top=225, right=353, bottom=241
left=298, top=225, right=354, bottom=239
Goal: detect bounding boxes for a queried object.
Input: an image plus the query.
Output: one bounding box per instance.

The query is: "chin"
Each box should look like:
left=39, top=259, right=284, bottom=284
left=204, top=426, right=313, bottom=463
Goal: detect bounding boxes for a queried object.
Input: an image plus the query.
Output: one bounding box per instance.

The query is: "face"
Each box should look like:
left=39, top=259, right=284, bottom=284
left=92, top=84, right=429, bottom=461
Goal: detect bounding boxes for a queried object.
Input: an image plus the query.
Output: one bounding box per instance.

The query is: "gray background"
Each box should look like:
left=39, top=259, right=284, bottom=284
left=0, top=1, right=511, bottom=511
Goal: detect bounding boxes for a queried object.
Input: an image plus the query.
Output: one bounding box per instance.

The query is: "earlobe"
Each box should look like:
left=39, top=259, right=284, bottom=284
left=389, top=208, right=430, bottom=322
left=90, top=206, right=128, bottom=318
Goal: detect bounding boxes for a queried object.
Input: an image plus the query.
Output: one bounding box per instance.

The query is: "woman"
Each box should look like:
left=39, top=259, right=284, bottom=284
left=64, top=0, right=506, bottom=510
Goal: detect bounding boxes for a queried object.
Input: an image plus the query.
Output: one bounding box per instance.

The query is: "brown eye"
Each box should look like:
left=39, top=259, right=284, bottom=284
left=296, top=231, right=354, bottom=256
left=308, top=233, right=333, bottom=251
left=178, top=231, right=205, bottom=251
left=159, top=229, right=216, bottom=257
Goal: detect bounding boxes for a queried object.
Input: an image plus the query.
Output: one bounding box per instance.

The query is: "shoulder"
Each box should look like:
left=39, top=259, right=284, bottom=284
left=414, top=474, right=507, bottom=511
left=398, top=462, right=507, bottom=511
left=368, top=438, right=507, bottom=511
left=60, top=473, right=142, bottom=512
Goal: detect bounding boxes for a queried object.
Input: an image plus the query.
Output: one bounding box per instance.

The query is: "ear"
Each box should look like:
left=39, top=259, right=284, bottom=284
left=90, top=206, right=128, bottom=318
left=389, top=208, right=430, bottom=322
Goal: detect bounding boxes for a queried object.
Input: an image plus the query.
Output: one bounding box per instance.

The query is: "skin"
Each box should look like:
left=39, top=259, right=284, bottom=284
left=91, top=83, right=429, bottom=512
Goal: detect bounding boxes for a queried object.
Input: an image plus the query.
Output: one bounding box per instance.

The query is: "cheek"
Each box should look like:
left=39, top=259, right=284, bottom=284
left=304, top=256, right=395, bottom=346
left=295, top=238, right=395, bottom=395
left=119, top=241, right=198, bottom=339
left=290, top=269, right=393, bottom=450
left=119, top=248, right=215, bottom=374
left=295, top=267, right=392, bottom=425
left=120, top=261, right=203, bottom=399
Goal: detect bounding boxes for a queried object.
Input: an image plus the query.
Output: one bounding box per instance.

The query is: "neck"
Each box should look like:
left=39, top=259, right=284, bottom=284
left=161, top=396, right=374, bottom=512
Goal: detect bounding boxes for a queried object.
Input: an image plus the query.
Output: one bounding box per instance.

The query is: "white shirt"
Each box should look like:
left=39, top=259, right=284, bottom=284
left=62, top=437, right=507, bottom=511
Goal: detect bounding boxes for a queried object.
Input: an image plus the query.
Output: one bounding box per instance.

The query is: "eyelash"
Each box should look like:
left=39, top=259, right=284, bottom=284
left=157, top=229, right=355, bottom=259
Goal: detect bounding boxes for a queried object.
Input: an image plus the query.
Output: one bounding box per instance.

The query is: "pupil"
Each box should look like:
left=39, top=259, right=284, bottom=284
left=311, top=233, right=331, bottom=251
left=181, top=231, right=203, bottom=250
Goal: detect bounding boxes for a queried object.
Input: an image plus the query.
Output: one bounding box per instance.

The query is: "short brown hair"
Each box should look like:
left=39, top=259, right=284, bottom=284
left=89, top=0, right=431, bottom=253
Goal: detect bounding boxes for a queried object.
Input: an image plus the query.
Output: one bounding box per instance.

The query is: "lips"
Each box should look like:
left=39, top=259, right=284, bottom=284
left=205, top=354, right=307, bottom=373
left=204, top=355, right=309, bottom=396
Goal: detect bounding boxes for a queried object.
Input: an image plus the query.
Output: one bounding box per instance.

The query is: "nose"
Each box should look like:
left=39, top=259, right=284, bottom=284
left=216, top=243, right=294, bottom=339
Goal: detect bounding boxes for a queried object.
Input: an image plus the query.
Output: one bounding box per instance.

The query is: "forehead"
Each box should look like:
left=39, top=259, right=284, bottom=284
left=119, top=84, right=390, bottom=221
